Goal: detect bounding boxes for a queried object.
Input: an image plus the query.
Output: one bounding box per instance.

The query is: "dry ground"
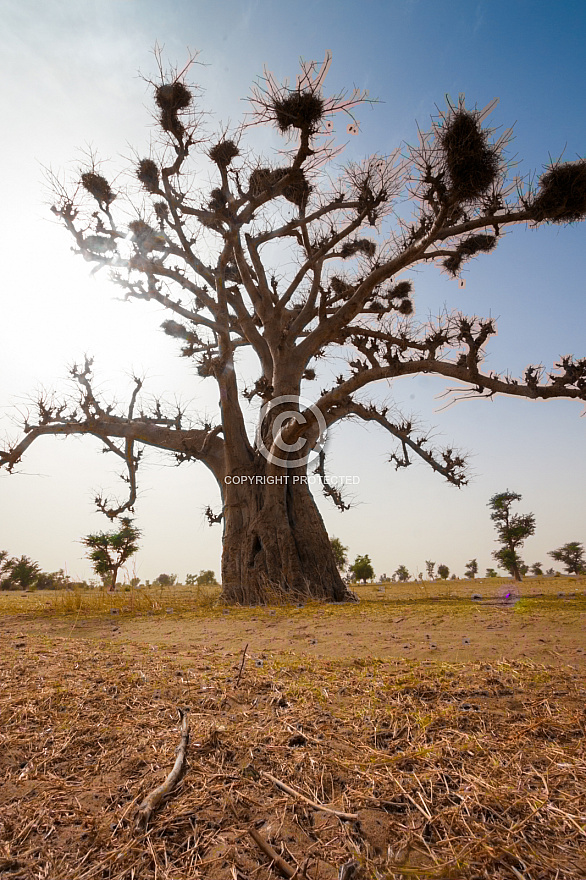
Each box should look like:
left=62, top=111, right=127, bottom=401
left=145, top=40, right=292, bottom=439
left=0, top=578, right=585, bottom=878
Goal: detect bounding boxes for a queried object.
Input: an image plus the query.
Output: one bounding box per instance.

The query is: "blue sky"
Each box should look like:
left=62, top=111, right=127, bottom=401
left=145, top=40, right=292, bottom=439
left=1, top=0, right=585, bottom=582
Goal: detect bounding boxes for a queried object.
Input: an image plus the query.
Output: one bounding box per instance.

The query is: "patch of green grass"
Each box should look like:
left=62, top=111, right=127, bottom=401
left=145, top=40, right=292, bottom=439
left=513, top=595, right=586, bottom=614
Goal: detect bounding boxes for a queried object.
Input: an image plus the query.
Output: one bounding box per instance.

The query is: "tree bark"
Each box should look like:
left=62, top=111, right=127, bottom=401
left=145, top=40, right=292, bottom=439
left=109, top=566, right=120, bottom=592
left=220, top=470, right=355, bottom=604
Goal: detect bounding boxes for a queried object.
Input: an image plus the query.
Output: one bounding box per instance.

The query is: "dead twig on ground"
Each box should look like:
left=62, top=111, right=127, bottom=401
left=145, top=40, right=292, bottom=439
left=261, top=771, right=358, bottom=821
left=135, top=708, right=190, bottom=830
left=248, top=826, right=298, bottom=878
left=236, top=642, right=249, bottom=687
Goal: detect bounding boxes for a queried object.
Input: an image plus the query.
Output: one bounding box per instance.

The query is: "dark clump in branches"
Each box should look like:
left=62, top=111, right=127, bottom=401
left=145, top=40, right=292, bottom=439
left=249, top=166, right=310, bottom=207
left=391, top=281, right=413, bottom=298
left=278, top=168, right=311, bottom=207
left=532, top=160, right=586, bottom=224
left=249, top=167, right=274, bottom=198
left=81, top=172, right=115, bottom=207
left=273, top=90, right=324, bottom=133
left=339, top=239, right=377, bottom=259
left=128, top=220, right=164, bottom=252
left=397, top=298, right=413, bottom=315
left=155, top=81, right=192, bottom=137
left=208, top=139, right=240, bottom=166
left=440, top=109, right=500, bottom=202
left=136, top=159, right=160, bottom=193
left=443, top=233, right=498, bottom=276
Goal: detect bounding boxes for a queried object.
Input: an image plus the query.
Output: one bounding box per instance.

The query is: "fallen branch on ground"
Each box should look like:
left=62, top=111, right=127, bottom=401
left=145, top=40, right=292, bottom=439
left=135, top=708, right=190, bottom=830
left=248, top=826, right=299, bottom=879
left=261, top=770, right=358, bottom=820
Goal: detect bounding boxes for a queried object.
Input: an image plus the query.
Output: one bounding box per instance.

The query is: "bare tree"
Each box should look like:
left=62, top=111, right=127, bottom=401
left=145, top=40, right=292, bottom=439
left=2, top=53, right=586, bottom=604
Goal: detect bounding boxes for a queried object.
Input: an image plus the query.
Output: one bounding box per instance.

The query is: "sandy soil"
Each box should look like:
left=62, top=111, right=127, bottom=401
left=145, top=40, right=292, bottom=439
left=1, top=581, right=585, bottom=879
left=2, top=584, right=585, bottom=668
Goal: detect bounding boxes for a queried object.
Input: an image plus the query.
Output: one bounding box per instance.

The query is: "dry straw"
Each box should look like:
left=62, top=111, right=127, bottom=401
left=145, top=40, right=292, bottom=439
left=1, top=632, right=584, bottom=879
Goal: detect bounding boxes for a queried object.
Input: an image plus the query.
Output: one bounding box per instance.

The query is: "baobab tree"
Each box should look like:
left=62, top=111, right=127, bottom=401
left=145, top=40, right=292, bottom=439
left=2, top=53, right=586, bottom=604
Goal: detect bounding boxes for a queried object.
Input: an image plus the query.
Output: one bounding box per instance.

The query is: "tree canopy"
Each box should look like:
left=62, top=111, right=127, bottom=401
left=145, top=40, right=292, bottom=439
left=81, top=517, right=141, bottom=591
left=488, top=491, right=536, bottom=582
left=549, top=542, right=585, bottom=575
left=350, top=554, right=374, bottom=583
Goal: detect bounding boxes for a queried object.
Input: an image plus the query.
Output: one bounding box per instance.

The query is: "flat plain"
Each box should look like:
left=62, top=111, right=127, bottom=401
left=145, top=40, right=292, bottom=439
left=1, top=577, right=585, bottom=879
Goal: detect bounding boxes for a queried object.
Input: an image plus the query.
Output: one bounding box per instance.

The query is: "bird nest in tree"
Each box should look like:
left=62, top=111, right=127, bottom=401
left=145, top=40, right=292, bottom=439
left=128, top=220, right=163, bottom=252
left=137, top=159, right=160, bottom=194
left=249, top=167, right=310, bottom=208
left=272, top=90, right=324, bottom=133
left=532, top=160, right=586, bottom=224
left=390, top=280, right=413, bottom=299
left=339, top=239, right=377, bottom=259
left=154, top=201, right=169, bottom=223
left=457, top=233, right=497, bottom=256
left=443, top=234, right=498, bottom=277
left=207, top=188, right=228, bottom=215
left=155, top=81, right=192, bottom=113
left=330, top=276, right=353, bottom=296
left=155, top=81, right=192, bottom=138
left=209, top=140, right=240, bottom=167
left=81, top=172, right=115, bottom=206
left=397, top=298, right=413, bottom=315
left=440, top=110, right=500, bottom=202
left=1, top=633, right=585, bottom=880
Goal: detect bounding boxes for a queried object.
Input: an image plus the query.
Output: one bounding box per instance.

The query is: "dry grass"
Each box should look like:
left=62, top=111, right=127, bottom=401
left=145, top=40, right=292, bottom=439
left=0, top=584, right=222, bottom=617
left=1, top=575, right=583, bottom=620
left=0, top=635, right=585, bottom=879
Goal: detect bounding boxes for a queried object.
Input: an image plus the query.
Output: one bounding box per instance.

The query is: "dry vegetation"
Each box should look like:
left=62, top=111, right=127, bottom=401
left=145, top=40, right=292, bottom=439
left=0, top=579, right=585, bottom=879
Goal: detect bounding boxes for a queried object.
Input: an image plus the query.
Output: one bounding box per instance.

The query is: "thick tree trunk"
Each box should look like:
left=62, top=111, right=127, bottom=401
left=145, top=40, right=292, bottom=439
left=220, top=471, right=356, bottom=604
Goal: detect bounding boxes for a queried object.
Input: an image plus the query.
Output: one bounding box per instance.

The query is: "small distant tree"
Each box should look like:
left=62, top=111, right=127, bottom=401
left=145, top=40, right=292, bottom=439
left=81, top=517, right=141, bottom=592
left=394, top=564, right=410, bottom=582
left=350, top=555, right=374, bottom=583
left=0, top=553, right=15, bottom=590
left=155, top=573, right=177, bottom=587
left=425, top=560, right=435, bottom=580
left=330, top=537, right=349, bottom=572
left=486, top=568, right=498, bottom=577
left=464, top=558, right=478, bottom=579
left=35, top=572, right=60, bottom=590
left=130, top=576, right=141, bottom=588
left=195, top=569, right=217, bottom=586
left=545, top=567, right=556, bottom=577
left=488, top=491, right=535, bottom=582
left=185, top=573, right=197, bottom=585
left=549, top=542, right=586, bottom=575
left=450, top=573, right=458, bottom=579
left=437, top=564, right=449, bottom=579
left=0, top=555, right=40, bottom=590
left=530, top=562, right=543, bottom=576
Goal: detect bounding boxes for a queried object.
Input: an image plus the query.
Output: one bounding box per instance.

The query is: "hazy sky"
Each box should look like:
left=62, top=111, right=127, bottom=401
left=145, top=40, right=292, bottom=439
left=1, top=0, right=585, bottom=583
